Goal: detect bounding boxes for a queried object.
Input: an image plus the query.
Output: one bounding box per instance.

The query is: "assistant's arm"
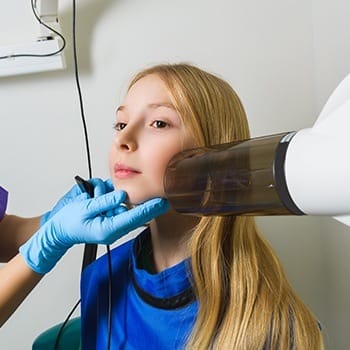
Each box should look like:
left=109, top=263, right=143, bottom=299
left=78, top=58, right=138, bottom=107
left=0, top=180, right=105, bottom=326
left=0, top=254, right=42, bottom=327
left=0, top=215, right=40, bottom=262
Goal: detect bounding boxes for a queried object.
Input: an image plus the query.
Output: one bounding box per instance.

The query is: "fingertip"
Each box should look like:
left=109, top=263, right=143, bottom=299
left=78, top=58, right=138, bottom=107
left=89, top=178, right=105, bottom=197
left=146, top=198, right=170, bottom=212
left=105, top=179, right=115, bottom=192
left=136, top=198, right=170, bottom=218
left=92, top=190, right=127, bottom=211
left=113, top=189, right=127, bottom=202
left=156, top=198, right=170, bottom=214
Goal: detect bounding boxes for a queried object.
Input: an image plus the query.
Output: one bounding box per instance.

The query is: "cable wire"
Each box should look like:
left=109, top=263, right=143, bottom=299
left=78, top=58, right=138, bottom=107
left=53, top=299, right=81, bottom=350
left=72, top=0, right=92, bottom=178
left=53, top=1, right=113, bottom=349
left=54, top=0, right=93, bottom=347
left=0, top=0, right=66, bottom=60
left=106, top=245, right=113, bottom=350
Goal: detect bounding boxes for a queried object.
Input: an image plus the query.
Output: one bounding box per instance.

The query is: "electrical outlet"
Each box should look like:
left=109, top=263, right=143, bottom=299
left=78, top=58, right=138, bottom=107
left=0, top=38, right=65, bottom=78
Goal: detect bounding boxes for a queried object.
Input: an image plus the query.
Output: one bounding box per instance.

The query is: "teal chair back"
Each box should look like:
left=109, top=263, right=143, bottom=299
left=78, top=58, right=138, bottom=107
left=32, top=317, right=81, bottom=350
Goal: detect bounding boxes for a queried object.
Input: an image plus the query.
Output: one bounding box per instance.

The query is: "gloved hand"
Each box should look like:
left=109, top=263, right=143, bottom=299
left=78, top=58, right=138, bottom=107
left=40, top=178, right=114, bottom=226
left=20, top=191, right=169, bottom=274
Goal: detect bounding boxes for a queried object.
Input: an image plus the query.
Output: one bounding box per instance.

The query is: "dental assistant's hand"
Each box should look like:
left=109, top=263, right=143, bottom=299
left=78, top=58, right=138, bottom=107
left=19, top=191, right=169, bottom=274
left=40, top=178, right=114, bottom=226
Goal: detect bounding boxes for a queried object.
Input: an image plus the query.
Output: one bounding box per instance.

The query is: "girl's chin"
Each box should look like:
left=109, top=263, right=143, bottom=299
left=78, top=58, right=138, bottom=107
left=125, top=192, right=165, bottom=206
left=112, top=182, right=164, bottom=205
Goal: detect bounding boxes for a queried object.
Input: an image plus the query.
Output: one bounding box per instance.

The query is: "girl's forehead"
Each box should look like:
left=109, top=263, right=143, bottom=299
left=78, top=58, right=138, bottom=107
left=116, top=77, right=181, bottom=121
left=123, top=76, right=172, bottom=106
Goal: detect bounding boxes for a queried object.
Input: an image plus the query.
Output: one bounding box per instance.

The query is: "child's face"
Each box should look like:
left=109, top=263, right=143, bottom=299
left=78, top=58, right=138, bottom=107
left=109, top=74, right=196, bottom=205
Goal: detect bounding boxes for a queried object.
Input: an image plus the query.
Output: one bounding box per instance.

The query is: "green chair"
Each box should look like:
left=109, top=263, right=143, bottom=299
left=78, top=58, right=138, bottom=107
left=32, top=317, right=81, bottom=350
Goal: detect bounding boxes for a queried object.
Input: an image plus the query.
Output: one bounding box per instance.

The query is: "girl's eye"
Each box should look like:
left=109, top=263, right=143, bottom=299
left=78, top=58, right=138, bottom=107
left=151, top=120, right=168, bottom=128
left=113, top=122, right=127, bottom=131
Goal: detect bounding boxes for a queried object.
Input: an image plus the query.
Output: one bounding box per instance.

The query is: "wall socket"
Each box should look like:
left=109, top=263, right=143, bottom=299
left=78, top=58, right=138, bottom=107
left=0, top=38, right=65, bottom=78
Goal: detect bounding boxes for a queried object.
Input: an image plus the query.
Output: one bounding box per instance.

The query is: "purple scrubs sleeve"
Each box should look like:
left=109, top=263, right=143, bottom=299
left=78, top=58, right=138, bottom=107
left=0, top=186, right=8, bottom=221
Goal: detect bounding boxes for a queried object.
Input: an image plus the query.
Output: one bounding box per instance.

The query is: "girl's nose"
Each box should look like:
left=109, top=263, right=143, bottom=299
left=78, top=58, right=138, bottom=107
left=114, top=128, right=137, bottom=152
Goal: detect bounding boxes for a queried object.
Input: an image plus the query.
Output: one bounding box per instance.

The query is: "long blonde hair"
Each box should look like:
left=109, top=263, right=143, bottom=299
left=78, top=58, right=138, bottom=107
left=129, top=63, right=323, bottom=349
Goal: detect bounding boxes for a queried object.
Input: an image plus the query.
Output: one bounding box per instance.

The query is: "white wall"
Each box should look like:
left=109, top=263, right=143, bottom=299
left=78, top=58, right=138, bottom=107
left=0, top=0, right=347, bottom=348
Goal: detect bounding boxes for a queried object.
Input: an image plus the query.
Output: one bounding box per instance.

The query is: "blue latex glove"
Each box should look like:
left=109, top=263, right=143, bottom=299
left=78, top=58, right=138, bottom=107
left=40, top=178, right=114, bottom=226
left=20, top=191, right=169, bottom=274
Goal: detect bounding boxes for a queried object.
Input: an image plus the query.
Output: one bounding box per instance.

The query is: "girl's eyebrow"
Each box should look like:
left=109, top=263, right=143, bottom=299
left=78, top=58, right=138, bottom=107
left=116, top=102, right=175, bottom=114
left=116, top=105, right=125, bottom=113
left=148, top=103, right=175, bottom=110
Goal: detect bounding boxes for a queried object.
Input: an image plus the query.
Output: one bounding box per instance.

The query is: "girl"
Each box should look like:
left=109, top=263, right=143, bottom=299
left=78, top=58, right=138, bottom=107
left=81, top=63, right=323, bottom=349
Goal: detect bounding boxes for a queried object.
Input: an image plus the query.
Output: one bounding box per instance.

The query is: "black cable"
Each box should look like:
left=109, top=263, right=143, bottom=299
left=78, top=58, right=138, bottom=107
left=0, top=0, right=66, bottom=60
left=54, top=0, right=92, bottom=348
left=106, top=245, right=113, bottom=350
left=53, top=1, right=113, bottom=349
left=72, top=3, right=113, bottom=347
left=53, top=299, right=81, bottom=350
left=73, top=0, right=97, bottom=272
left=72, top=0, right=92, bottom=179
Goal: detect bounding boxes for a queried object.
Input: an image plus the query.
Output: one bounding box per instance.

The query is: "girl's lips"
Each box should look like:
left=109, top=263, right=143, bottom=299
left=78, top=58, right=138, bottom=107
left=113, top=163, right=141, bottom=179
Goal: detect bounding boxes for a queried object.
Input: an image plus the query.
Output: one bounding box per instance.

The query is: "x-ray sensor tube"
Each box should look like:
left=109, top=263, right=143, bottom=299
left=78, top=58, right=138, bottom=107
left=164, top=132, right=303, bottom=217
left=164, top=72, right=350, bottom=226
